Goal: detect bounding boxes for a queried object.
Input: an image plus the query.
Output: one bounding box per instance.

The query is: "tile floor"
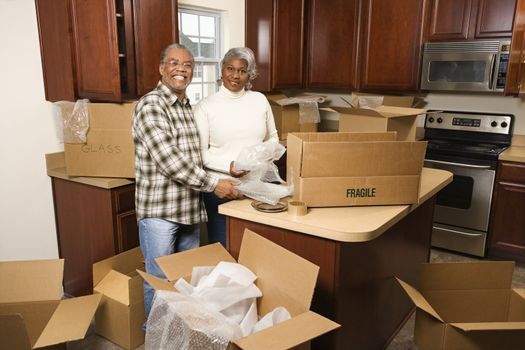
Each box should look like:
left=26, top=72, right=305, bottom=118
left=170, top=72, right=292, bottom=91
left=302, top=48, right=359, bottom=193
left=67, top=248, right=525, bottom=350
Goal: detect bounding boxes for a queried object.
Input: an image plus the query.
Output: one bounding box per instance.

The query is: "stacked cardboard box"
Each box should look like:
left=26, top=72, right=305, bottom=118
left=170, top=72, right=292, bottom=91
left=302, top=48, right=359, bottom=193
left=266, top=93, right=320, bottom=140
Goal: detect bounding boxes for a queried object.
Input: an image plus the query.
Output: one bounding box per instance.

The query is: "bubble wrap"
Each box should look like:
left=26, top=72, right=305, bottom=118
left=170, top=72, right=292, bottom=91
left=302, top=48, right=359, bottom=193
left=145, top=291, right=242, bottom=350
left=54, top=99, right=90, bottom=143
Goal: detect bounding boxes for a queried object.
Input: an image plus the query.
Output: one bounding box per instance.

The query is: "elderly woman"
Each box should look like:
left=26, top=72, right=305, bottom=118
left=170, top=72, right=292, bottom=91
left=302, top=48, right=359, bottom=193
left=195, top=47, right=279, bottom=247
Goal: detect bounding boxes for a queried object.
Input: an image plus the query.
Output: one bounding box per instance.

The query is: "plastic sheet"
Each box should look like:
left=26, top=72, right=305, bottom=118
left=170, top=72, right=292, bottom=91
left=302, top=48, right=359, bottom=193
left=54, top=99, right=90, bottom=143
left=234, top=141, right=293, bottom=205
left=275, top=95, right=325, bottom=124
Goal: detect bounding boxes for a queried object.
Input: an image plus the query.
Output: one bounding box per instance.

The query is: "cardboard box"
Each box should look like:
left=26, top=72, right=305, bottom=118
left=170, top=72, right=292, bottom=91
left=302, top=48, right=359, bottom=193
left=63, top=102, right=136, bottom=178
left=0, top=259, right=102, bottom=349
left=138, top=229, right=340, bottom=349
left=266, top=93, right=319, bottom=140
left=334, top=93, right=425, bottom=141
left=93, top=247, right=145, bottom=350
left=397, top=261, right=525, bottom=350
left=286, top=132, right=427, bottom=207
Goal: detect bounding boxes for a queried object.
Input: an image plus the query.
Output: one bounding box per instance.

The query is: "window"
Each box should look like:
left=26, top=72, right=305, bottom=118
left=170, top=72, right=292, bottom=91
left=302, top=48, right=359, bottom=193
left=178, top=7, right=221, bottom=104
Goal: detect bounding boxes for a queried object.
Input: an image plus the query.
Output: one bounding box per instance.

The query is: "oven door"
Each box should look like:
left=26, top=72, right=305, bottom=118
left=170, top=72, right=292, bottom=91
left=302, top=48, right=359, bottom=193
left=424, top=159, right=495, bottom=231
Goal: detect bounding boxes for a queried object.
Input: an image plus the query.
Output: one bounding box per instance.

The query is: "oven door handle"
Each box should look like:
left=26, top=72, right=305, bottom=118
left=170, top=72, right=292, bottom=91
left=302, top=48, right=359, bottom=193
left=434, top=225, right=484, bottom=237
left=425, top=159, right=492, bottom=169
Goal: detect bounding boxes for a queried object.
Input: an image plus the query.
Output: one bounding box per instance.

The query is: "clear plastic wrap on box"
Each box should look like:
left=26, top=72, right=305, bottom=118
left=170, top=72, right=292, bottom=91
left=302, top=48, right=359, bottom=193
left=54, top=99, right=89, bottom=143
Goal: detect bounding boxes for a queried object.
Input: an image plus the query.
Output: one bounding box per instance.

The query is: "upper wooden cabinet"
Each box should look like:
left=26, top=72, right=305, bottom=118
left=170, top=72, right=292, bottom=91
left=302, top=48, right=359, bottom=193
left=36, top=0, right=179, bottom=102
left=306, top=0, right=360, bottom=90
left=505, top=0, right=525, bottom=95
left=425, top=0, right=516, bottom=41
left=245, top=0, right=305, bottom=92
left=359, top=0, right=427, bottom=92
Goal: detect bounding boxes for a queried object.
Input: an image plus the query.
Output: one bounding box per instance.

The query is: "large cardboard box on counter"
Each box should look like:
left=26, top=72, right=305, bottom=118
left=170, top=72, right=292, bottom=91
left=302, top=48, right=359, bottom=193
left=138, top=229, right=340, bottom=349
left=397, top=261, right=525, bottom=350
left=92, top=247, right=145, bottom=350
left=287, top=132, right=427, bottom=207
left=266, top=93, right=319, bottom=140
left=63, top=102, right=136, bottom=178
left=0, top=259, right=102, bottom=349
left=334, top=93, right=425, bottom=141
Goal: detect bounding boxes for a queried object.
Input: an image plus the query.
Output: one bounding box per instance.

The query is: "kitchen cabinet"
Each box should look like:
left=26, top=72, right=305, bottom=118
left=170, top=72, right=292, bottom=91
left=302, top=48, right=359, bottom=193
left=306, top=0, right=360, bottom=89
left=245, top=0, right=305, bottom=92
left=51, top=177, right=139, bottom=296
left=425, top=0, right=516, bottom=41
left=359, top=0, right=426, bottom=92
left=488, top=160, right=525, bottom=264
left=505, top=0, right=525, bottom=95
left=36, top=0, right=178, bottom=102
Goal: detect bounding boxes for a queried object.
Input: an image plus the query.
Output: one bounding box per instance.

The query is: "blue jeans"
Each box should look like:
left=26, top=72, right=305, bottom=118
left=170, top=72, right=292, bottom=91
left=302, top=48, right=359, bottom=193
left=203, top=192, right=230, bottom=247
left=138, top=218, right=200, bottom=322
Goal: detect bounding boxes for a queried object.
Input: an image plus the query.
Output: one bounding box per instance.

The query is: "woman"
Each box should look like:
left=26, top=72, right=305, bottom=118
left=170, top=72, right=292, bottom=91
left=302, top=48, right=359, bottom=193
left=195, top=47, right=279, bottom=246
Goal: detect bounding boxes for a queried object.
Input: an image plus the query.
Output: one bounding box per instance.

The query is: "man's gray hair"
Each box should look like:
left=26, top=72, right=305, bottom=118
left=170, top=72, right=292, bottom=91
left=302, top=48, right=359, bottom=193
left=220, top=47, right=258, bottom=90
left=159, top=43, right=194, bottom=64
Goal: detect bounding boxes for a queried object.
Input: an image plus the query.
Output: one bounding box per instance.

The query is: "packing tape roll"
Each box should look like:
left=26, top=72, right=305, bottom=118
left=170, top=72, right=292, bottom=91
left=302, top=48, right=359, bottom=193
left=288, top=200, right=307, bottom=216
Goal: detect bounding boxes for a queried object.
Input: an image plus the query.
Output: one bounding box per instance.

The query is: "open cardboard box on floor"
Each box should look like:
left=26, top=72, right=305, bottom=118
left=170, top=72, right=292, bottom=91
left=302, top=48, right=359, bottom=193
left=286, top=131, right=427, bottom=207
left=332, top=92, right=426, bottom=141
left=0, top=259, right=101, bottom=350
left=137, top=229, right=340, bottom=349
left=61, top=102, right=136, bottom=178
left=397, top=261, right=525, bottom=350
left=92, top=247, right=145, bottom=350
left=266, top=93, right=321, bottom=140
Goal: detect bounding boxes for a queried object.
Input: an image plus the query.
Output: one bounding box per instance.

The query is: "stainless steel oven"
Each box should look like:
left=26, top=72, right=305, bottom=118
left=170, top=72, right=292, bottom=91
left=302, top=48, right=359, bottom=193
left=424, top=111, right=513, bottom=257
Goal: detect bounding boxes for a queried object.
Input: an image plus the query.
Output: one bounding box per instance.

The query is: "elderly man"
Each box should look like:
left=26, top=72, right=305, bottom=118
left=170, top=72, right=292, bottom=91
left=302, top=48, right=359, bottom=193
left=132, top=43, right=241, bottom=320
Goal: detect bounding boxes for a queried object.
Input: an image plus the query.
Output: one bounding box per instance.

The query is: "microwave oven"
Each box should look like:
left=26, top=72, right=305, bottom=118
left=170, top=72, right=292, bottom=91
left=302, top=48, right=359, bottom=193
left=420, top=40, right=511, bottom=93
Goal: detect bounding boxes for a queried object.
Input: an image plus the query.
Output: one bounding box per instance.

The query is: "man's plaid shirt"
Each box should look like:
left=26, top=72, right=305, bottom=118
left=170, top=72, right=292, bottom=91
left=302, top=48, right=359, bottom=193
left=132, top=82, right=218, bottom=224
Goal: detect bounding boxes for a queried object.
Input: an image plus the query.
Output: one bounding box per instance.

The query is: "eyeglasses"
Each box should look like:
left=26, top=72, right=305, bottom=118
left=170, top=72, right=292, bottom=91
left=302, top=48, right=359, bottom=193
left=163, top=60, right=193, bottom=70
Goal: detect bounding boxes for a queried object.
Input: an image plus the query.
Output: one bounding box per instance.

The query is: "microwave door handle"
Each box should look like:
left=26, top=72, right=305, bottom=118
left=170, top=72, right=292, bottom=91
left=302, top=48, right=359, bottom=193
left=489, top=54, right=496, bottom=90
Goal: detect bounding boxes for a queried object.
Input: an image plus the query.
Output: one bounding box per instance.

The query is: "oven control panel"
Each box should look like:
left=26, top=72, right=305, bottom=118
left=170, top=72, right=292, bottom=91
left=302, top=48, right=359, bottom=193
left=425, top=112, right=512, bottom=135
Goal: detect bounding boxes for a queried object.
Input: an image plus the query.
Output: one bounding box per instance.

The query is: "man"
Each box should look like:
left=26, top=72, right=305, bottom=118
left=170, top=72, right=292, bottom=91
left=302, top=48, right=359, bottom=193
left=132, top=43, right=241, bottom=320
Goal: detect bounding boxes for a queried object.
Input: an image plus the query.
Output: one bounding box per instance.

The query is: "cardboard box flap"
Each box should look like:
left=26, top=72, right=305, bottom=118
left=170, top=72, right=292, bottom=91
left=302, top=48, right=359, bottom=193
left=419, top=261, right=515, bottom=291
left=237, top=229, right=319, bottom=316
left=156, top=243, right=236, bottom=282
left=290, top=131, right=397, bottom=143
left=0, top=314, right=31, bottom=350
left=87, top=103, right=136, bottom=129
left=265, top=93, right=288, bottom=105
left=515, top=288, right=525, bottom=299
left=0, top=259, right=64, bottom=303
left=330, top=105, right=425, bottom=118
left=396, top=278, right=443, bottom=322
left=233, top=311, right=340, bottom=350
left=94, top=269, right=133, bottom=305
left=450, top=322, right=525, bottom=331
left=349, top=93, right=416, bottom=108
left=93, top=247, right=143, bottom=286
left=34, top=294, right=102, bottom=348
left=137, top=270, right=177, bottom=292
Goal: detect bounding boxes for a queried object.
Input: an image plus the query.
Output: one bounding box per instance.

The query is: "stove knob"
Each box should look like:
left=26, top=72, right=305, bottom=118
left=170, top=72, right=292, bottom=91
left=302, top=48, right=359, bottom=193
left=501, top=121, right=508, bottom=128
left=491, top=121, right=498, bottom=127
left=437, top=117, right=443, bottom=123
left=428, top=117, right=435, bottom=123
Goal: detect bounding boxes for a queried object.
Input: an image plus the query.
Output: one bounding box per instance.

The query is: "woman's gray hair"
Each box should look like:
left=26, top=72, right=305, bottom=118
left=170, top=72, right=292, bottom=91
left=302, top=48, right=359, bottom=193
left=159, top=43, right=194, bottom=64
left=219, top=47, right=258, bottom=90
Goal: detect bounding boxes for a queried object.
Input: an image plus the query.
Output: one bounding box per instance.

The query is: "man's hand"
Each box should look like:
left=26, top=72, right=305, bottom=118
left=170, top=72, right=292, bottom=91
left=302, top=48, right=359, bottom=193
left=214, top=178, right=243, bottom=199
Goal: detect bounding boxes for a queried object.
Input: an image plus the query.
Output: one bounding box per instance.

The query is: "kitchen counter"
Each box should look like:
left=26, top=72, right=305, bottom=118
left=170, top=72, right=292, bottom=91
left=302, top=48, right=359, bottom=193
left=46, top=152, right=134, bottom=189
left=499, top=135, right=525, bottom=163
left=221, top=167, right=452, bottom=350
left=219, top=167, right=452, bottom=242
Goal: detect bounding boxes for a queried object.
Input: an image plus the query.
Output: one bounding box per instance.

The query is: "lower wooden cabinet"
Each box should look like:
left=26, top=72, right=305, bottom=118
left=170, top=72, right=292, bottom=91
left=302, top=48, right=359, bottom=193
left=488, top=161, right=525, bottom=263
left=51, top=177, right=138, bottom=296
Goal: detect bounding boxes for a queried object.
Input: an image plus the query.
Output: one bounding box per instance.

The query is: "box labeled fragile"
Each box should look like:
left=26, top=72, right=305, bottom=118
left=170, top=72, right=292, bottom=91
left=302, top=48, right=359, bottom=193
left=93, top=247, right=145, bottom=350
left=0, top=259, right=101, bottom=349
left=286, top=132, right=427, bottom=207
left=266, top=93, right=319, bottom=140
left=138, top=229, right=340, bottom=349
left=63, top=102, right=136, bottom=178
left=334, top=93, right=425, bottom=141
left=397, top=261, right=525, bottom=350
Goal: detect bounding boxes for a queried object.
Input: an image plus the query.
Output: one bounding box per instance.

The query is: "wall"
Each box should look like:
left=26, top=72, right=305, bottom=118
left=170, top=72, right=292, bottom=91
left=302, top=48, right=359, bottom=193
left=0, top=0, right=62, bottom=260
left=0, top=0, right=244, bottom=261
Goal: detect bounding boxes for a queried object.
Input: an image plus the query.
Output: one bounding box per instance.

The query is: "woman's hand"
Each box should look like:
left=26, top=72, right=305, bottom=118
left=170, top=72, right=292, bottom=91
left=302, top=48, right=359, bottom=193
left=229, top=161, right=250, bottom=178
